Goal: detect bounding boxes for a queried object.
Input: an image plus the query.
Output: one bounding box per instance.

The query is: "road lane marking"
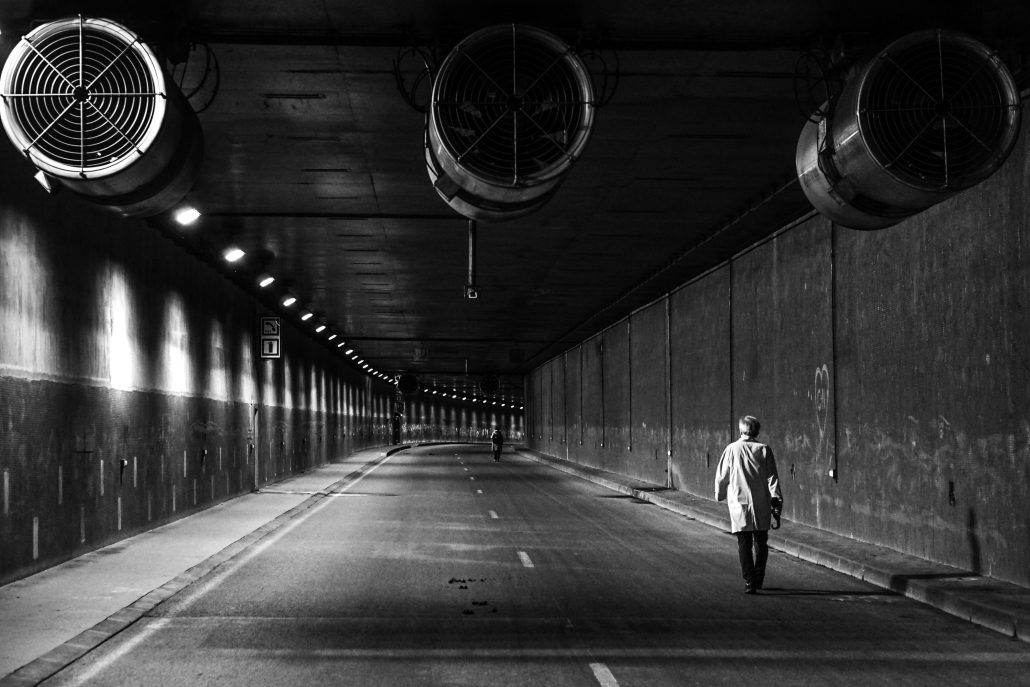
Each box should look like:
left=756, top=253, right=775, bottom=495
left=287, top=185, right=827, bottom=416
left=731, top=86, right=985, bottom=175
left=476, top=489, right=483, bottom=494
left=518, top=551, right=534, bottom=568
left=488, top=510, right=499, bottom=519
left=62, top=618, right=171, bottom=687
left=174, top=452, right=397, bottom=612
left=590, top=663, right=620, bottom=687
left=178, top=647, right=1030, bottom=662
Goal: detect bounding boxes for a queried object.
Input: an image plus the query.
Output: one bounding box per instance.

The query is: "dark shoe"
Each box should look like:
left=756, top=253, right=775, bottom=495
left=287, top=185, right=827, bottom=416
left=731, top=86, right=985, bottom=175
left=744, top=585, right=756, bottom=595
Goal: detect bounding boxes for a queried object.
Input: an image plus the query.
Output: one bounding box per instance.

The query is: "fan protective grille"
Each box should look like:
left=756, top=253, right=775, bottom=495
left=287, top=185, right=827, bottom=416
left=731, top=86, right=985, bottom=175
left=431, top=24, right=594, bottom=186
left=859, top=29, right=1020, bottom=190
left=0, top=16, right=166, bottom=179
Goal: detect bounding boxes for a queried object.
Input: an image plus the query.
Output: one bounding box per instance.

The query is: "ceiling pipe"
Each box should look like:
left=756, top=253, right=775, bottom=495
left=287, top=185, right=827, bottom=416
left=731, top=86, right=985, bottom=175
left=465, top=219, right=478, bottom=299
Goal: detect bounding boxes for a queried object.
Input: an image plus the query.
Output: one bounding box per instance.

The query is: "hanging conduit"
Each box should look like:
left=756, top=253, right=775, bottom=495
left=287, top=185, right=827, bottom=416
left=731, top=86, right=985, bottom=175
left=0, top=16, right=203, bottom=218
left=796, top=29, right=1021, bottom=230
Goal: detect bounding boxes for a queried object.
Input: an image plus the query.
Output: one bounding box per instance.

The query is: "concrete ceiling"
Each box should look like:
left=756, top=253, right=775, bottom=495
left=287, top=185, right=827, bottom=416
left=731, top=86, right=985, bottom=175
left=2, top=0, right=1028, bottom=403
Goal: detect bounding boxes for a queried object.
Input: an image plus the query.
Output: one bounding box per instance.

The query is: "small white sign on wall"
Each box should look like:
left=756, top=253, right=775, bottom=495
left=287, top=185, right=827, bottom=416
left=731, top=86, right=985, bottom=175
left=260, top=317, right=281, bottom=359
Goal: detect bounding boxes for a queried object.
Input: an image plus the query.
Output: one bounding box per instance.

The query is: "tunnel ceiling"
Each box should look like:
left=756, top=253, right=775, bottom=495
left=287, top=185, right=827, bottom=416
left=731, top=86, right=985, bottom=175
left=1, top=1, right=1027, bottom=403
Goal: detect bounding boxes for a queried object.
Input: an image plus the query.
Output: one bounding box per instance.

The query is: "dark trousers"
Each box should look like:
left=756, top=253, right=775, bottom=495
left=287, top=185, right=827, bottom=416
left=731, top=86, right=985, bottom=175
left=736, top=530, right=769, bottom=587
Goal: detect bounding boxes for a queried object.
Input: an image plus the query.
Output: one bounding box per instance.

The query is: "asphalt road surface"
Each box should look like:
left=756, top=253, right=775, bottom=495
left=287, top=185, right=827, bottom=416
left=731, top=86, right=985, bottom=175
left=43, top=445, right=1030, bottom=686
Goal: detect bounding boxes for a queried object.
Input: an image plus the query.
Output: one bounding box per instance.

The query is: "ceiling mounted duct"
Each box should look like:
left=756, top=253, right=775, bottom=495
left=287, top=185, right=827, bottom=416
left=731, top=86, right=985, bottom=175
left=396, top=373, right=420, bottom=396
left=426, top=24, right=595, bottom=222
left=0, top=16, right=203, bottom=218
left=796, top=29, right=1021, bottom=230
left=479, top=375, right=500, bottom=394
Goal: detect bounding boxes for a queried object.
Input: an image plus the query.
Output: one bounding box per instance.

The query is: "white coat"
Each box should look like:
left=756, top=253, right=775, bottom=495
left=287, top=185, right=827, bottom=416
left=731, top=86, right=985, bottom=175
left=714, top=436, right=782, bottom=533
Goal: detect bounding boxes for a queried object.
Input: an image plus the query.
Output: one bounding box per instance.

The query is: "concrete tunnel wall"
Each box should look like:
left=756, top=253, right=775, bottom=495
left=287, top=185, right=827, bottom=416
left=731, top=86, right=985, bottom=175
left=526, top=115, right=1030, bottom=589
left=0, top=135, right=519, bottom=585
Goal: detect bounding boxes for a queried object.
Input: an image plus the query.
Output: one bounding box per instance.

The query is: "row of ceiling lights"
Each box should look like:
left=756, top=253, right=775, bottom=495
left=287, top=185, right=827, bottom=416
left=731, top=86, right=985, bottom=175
left=421, top=386, right=524, bottom=411
left=172, top=205, right=395, bottom=383
left=172, top=206, right=525, bottom=412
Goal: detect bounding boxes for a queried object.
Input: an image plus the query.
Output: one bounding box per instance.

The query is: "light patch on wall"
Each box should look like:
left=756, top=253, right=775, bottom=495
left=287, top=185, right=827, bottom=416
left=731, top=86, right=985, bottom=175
left=105, top=265, right=137, bottom=390
left=309, top=366, right=319, bottom=412
left=283, top=358, right=294, bottom=409
left=0, top=215, right=56, bottom=376
left=162, top=293, right=194, bottom=394
left=207, top=318, right=227, bottom=400
left=240, top=331, right=256, bottom=404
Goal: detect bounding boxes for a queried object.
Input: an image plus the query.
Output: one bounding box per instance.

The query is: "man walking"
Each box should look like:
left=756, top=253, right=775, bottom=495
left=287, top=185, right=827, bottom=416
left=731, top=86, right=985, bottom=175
left=490, top=427, right=505, bottom=462
left=715, top=416, right=782, bottom=594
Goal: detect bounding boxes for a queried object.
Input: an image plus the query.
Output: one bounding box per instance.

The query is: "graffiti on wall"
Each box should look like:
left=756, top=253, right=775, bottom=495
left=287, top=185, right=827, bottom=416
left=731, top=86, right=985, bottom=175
left=815, top=363, right=830, bottom=468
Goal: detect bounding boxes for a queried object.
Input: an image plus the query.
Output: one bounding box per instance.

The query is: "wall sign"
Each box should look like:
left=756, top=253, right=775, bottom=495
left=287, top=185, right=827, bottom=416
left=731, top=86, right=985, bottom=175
left=260, top=317, right=281, bottom=359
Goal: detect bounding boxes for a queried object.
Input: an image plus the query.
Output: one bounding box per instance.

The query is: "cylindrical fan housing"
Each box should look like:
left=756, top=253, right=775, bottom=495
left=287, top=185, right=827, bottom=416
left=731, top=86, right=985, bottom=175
left=797, top=29, right=1021, bottom=230
left=0, top=16, right=203, bottom=217
left=396, top=374, right=420, bottom=396
left=426, top=24, right=595, bottom=222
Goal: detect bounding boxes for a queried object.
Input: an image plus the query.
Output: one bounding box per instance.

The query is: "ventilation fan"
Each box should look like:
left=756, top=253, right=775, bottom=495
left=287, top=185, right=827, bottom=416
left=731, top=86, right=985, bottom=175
left=426, top=24, right=595, bottom=221
left=0, top=16, right=202, bottom=217
left=396, top=373, right=421, bottom=395
left=797, top=29, right=1021, bottom=230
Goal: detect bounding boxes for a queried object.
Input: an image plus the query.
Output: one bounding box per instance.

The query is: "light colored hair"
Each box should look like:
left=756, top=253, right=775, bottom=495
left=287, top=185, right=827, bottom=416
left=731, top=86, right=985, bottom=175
left=739, top=415, right=761, bottom=438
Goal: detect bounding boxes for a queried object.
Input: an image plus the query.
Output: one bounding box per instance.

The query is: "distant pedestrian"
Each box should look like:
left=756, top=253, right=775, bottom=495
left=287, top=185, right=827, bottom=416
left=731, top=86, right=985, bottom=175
left=714, top=415, right=782, bottom=594
left=490, top=427, right=505, bottom=462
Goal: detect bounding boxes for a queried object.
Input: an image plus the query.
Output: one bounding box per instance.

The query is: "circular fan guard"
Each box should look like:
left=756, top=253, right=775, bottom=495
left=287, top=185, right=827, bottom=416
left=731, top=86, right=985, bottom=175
left=859, top=29, right=1021, bottom=191
left=426, top=24, right=595, bottom=221
left=795, top=29, right=1021, bottom=230
left=432, top=24, right=593, bottom=186
left=0, top=16, right=167, bottom=180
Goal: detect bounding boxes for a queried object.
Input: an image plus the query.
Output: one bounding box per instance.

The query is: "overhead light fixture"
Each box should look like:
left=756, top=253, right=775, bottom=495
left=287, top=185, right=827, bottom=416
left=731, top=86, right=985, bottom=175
left=223, top=246, right=245, bottom=263
left=174, top=206, right=201, bottom=226
left=345, top=349, right=354, bottom=355
left=315, top=324, right=326, bottom=333
left=301, top=312, right=313, bottom=321
left=282, top=294, right=297, bottom=307
left=336, top=341, right=346, bottom=348
left=258, top=274, right=275, bottom=288
left=327, top=333, right=337, bottom=341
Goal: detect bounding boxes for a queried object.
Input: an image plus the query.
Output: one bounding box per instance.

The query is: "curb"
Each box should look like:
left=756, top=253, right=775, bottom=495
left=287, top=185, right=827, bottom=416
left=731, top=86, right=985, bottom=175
left=0, top=448, right=403, bottom=686
left=516, top=449, right=1030, bottom=644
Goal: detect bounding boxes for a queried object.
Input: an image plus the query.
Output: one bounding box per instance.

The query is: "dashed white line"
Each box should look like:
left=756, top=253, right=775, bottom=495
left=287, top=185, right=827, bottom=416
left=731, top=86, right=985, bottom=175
left=488, top=510, right=499, bottom=519
left=590, top=662, right=620, bottom=687
left=518, top=551, right=534, bottom=568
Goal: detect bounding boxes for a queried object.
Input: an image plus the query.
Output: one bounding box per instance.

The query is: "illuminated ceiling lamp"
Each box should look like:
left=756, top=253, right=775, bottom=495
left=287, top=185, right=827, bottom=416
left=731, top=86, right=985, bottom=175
left=257, top=273, right=275, bottom=288
left=223, top=245, right=245, bottom=263
left=174, top=206, right=201, bottom=226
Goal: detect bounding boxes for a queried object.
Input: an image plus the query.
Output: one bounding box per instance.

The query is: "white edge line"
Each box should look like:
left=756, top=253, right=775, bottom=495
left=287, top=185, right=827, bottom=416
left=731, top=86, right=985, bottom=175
left=590, top=662, right=620, bottom=687
left=64, top=618, right=171, bottom=687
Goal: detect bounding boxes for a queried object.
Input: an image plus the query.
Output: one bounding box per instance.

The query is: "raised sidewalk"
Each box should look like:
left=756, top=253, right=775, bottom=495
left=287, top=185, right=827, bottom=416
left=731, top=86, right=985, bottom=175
left=517, top=447, right=1030, bottom=644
